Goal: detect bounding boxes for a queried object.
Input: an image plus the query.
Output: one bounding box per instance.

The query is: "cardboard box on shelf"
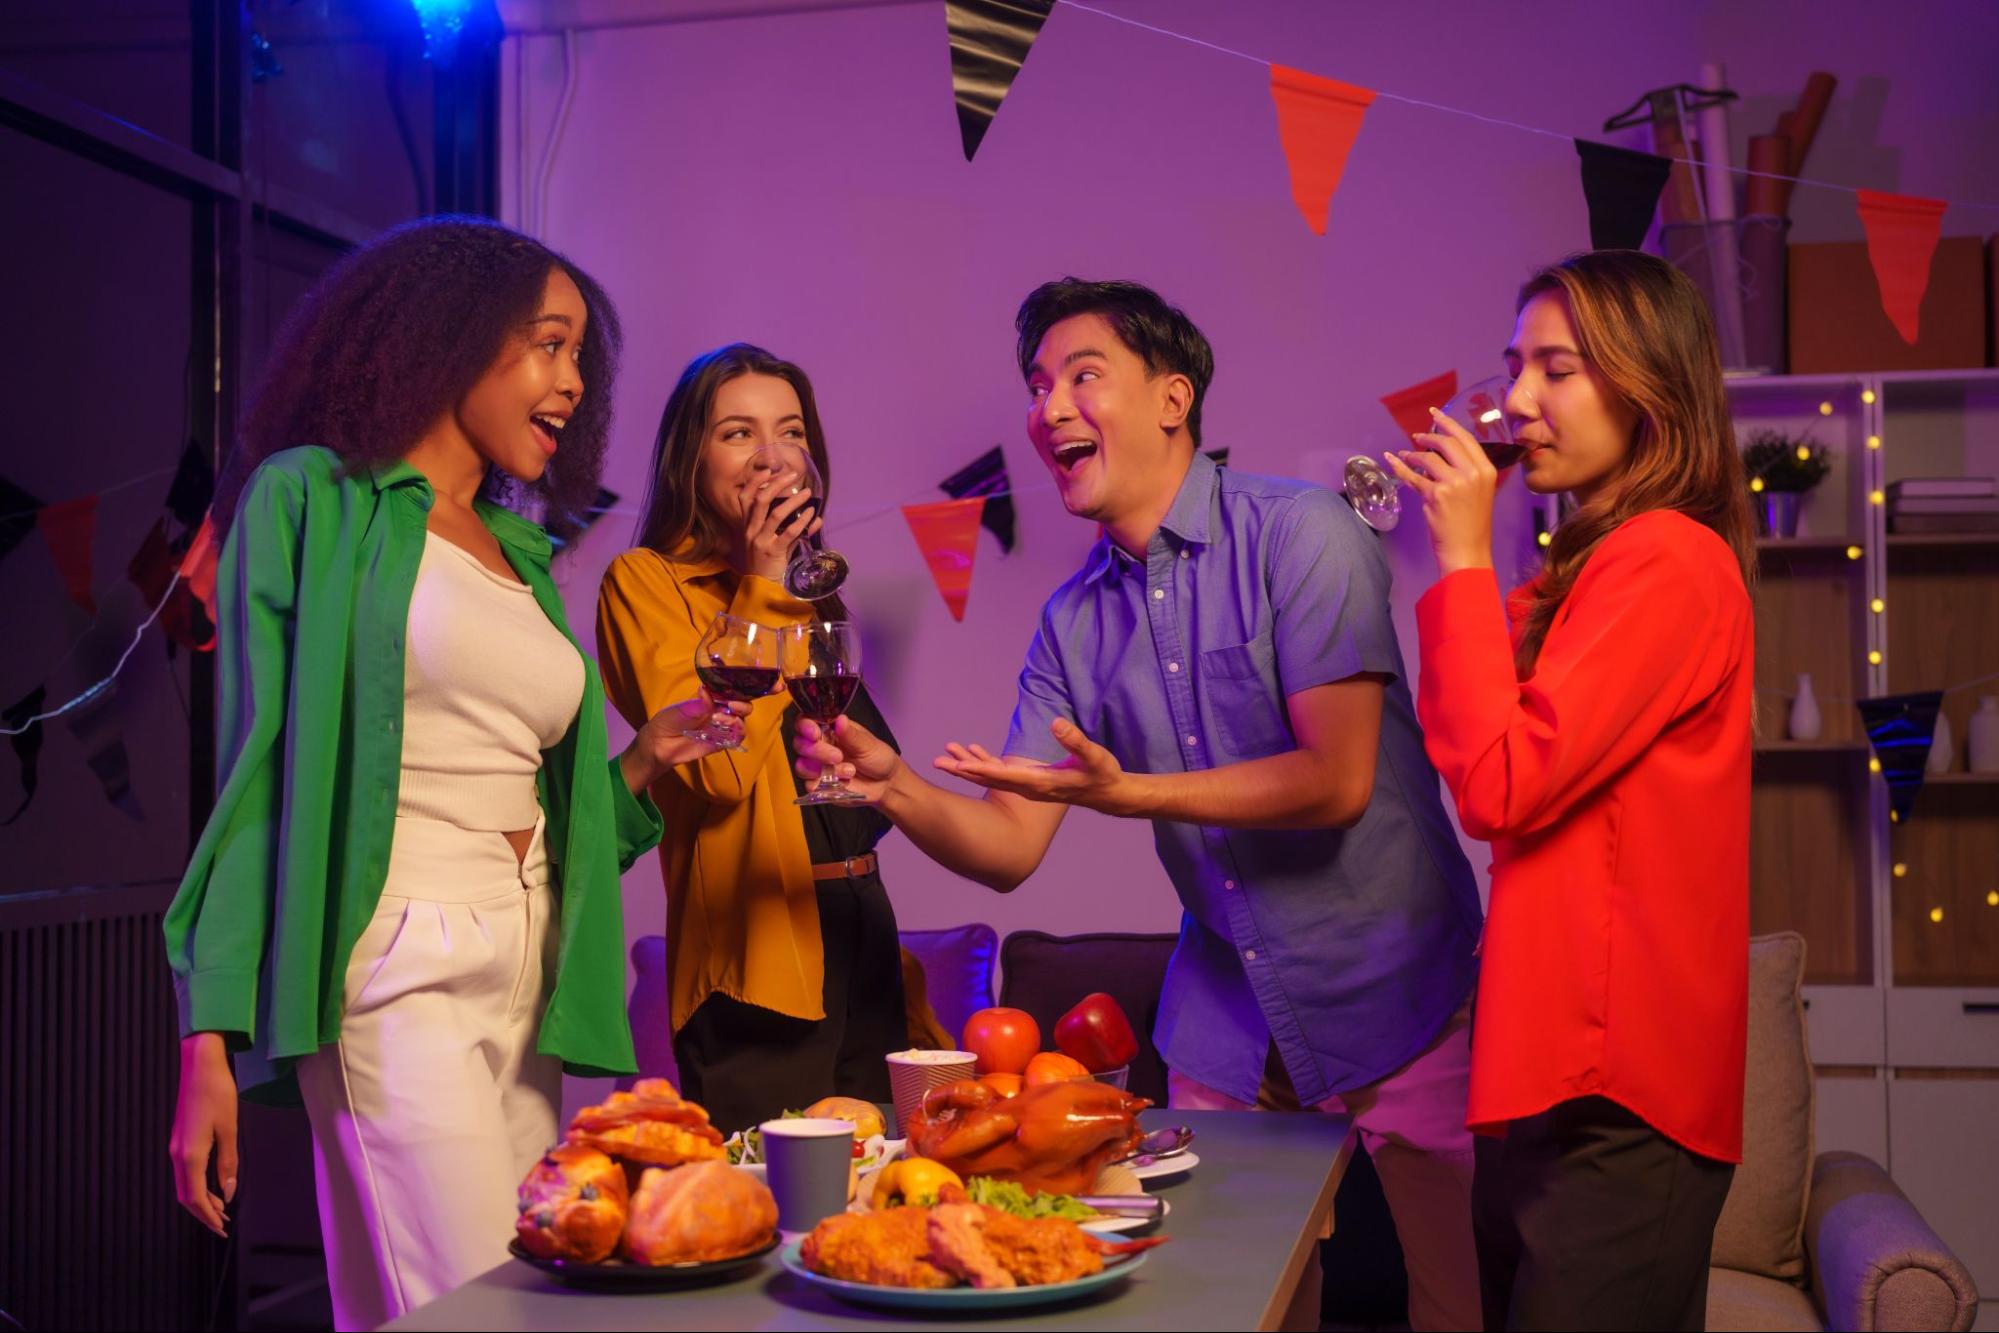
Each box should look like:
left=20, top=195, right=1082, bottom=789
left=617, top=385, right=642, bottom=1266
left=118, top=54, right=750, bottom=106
left=1788, top=236, right=1987, bottom=373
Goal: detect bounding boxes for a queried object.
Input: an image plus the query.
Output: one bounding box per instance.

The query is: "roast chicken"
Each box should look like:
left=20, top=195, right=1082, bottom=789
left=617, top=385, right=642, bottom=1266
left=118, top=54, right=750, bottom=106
left=903, top=1079, right=1150, bottom=1195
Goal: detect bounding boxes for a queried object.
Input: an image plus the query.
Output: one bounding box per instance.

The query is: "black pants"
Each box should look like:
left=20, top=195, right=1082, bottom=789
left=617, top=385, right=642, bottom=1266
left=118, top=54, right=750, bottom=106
left=1473, top=1096, right=1734, bottom=1332
left=673, top=876, right=905, bottom=1135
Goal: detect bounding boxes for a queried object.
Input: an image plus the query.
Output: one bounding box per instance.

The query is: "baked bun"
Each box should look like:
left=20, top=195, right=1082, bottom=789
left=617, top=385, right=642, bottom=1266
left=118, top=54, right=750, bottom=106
left=621, top=1161, right=779, bottom=1266
left=802, top=1095, right=887, bottom=1141
left=514, top=1145, right=629, bottom=1262
left=566, top=1078, right=725, bottom=1168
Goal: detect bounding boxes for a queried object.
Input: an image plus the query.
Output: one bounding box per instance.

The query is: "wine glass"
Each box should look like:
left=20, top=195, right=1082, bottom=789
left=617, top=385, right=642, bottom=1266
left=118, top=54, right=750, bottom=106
left=746, top=442, right=850, bottom=601
left=779, top=620, right=868, bottom=805
left=690, top=613, right=777, bottom=750
left=1342, top=374, right=1525, bottom=532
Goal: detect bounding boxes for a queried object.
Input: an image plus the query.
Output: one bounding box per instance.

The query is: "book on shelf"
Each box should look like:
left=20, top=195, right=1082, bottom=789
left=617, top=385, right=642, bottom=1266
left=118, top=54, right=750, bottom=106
left=1889, top=496, right=1999, bottom=515
left=1886, top=477, right=1996, bottom=500
left=1888, top=512, right=1999, bottom=534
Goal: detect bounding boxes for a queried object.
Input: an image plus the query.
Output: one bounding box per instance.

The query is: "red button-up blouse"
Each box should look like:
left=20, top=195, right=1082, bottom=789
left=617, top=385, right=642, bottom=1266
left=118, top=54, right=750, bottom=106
left=1416, top=509, right=1753, bottom=1162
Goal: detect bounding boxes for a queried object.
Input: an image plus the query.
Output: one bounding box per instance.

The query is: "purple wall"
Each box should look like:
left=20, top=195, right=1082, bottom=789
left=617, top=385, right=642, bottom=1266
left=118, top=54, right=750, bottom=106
left=497, top=0, right=1999, bottom=977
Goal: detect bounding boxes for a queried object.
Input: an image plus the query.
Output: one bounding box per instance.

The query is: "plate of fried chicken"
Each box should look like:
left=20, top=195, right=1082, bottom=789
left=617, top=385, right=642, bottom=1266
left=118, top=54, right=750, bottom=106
left=783, top=1182, right=1164, bottom=1310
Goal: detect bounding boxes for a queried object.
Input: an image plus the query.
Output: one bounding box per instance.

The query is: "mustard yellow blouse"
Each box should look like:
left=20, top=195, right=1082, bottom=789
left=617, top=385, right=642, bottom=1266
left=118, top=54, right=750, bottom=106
left=596, top=547, right=824, bottom=1033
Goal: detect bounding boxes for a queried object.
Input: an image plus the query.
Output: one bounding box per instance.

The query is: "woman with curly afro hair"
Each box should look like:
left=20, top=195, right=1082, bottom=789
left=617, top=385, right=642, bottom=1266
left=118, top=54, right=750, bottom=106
left=163, top=217, right=742, bottom=1330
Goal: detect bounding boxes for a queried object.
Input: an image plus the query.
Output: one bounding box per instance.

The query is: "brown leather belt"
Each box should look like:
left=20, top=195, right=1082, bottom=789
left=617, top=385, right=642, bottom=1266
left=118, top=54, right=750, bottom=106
left=811, top=853, right=879, bottom=881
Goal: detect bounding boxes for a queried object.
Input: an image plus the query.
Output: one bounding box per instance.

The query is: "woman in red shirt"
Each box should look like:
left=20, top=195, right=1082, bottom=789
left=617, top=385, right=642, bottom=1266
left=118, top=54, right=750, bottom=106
left=1385, top=250, right=1755, bottom=1332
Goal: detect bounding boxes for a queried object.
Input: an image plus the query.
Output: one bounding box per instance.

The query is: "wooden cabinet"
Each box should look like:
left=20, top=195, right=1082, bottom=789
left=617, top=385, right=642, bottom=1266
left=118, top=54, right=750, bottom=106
left=1730, top=369, right=1999, bottom=1303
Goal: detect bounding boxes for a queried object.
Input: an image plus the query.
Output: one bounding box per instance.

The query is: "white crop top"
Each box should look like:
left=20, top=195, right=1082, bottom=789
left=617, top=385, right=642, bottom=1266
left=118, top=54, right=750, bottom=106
left=397, top=531, right=586, bottom=830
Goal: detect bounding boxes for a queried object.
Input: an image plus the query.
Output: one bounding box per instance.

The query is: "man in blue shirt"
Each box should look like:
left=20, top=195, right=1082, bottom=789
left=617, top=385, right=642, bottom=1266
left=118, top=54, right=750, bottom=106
left=796, top=279, right=1482, bottom=1330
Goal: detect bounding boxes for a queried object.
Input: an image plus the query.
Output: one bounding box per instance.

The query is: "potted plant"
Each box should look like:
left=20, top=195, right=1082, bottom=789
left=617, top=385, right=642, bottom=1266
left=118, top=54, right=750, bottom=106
left=1741, top=431, right=1831, bottom=538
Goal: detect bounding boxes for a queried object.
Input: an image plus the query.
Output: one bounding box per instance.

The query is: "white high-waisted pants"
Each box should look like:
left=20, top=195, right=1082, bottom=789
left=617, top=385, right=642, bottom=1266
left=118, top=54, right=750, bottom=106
left=296, top=815, right=560, bottom=1331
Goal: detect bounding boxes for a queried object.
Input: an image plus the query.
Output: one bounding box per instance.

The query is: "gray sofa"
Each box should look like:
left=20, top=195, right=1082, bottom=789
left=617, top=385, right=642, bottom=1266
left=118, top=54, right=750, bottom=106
left=1707, top=934, right=1978, bottom=1331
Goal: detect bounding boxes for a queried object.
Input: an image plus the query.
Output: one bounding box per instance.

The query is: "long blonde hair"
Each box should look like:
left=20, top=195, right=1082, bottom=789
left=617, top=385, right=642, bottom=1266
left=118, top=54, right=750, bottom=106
left=1513, top=251, right=1756, bottom=673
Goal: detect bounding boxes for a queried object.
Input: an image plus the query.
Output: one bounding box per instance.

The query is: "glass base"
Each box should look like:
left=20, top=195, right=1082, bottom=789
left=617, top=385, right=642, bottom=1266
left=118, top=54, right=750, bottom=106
left=786, top=548, right=851, bottom=601
left=795, top=783, right=872, bottom=806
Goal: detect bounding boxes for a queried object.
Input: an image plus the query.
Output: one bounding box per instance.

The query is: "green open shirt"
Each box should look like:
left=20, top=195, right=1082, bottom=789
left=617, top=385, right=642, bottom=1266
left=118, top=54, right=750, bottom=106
left=163, top=446, right=660, bottom=1101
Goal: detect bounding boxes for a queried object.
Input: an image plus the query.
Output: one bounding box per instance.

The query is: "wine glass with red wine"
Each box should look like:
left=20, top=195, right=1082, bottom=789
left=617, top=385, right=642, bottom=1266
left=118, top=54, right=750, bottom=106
left=1342, top=374, right=1525, bottom=531
left=690, top=613, right=778, bottom=751
left=778, top=620, right=868, bottom=805
left=745, top=442, right=850, bottom=601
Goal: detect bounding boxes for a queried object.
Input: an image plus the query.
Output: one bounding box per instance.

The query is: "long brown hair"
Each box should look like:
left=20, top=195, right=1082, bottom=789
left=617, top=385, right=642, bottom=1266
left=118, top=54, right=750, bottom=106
left=1512, top=251, right=1756, bottom=673
left=635, top=343, right=835, bottom=569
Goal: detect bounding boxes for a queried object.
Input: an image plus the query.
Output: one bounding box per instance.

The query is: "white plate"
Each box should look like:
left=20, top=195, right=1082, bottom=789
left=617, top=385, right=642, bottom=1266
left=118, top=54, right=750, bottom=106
left=1079, top=1197, right=1170, bottom=1234
left=1129, top=1148, right=1199, bottom=1183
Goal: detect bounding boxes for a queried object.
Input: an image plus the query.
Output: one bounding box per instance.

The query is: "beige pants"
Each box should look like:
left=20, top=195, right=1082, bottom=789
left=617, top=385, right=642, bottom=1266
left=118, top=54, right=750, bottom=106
left=1169, top=1002, right=1479, bottom=1333
left=297, top=816, right=561, bottom=1332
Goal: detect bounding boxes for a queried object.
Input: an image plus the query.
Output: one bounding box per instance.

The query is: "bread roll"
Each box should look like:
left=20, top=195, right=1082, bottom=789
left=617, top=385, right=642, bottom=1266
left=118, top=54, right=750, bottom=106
left=515, top=1145, right=629, bottom=1262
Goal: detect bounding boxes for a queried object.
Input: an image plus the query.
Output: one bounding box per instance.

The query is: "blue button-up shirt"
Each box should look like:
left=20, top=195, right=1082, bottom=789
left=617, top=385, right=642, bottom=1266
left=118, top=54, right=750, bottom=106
left=1005, top=451, right=1481, bottom=1105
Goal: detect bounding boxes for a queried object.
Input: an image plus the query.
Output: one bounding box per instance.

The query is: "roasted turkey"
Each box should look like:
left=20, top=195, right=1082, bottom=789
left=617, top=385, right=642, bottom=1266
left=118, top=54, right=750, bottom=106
left=903, top=1079, right=1150, bottom=1195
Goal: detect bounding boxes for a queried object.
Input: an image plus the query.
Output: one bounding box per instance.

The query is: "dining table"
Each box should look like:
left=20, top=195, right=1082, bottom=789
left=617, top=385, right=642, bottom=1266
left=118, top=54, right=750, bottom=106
left=385, top=1107, right=1355, bottom=1332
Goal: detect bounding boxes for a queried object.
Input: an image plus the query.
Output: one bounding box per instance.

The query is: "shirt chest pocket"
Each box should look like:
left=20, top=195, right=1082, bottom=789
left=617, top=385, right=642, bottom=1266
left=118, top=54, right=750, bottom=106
left=1198, top=633, right=1293, bottom=761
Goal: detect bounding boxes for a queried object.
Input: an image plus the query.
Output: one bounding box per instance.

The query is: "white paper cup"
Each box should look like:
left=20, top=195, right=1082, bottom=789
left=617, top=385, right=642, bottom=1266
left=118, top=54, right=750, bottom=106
left=760, top=1118, right=855, bottom=1232
left=886, top=1049, right=978, bottom=1133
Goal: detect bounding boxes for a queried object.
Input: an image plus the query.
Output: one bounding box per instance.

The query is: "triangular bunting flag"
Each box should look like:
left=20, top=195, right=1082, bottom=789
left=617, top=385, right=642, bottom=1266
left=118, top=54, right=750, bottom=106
left=0, top=474, right=41, bottom=566
left=1574, top=139, right=1672, bottom=250
left=945, top=0, right=1053, bottom=161
left=2, top=685, right=47, bottom=826
left=1857, top=690, right=1943, bottom=823
left=1269, top=65, right=1377, bottom=235
left=1855, top=190, right=1947, bottom=345
left=64, top=686, right=143, bottom=821
left=127, top=517, right=211, bottom=653
left=940, top=446, right=1015, bottom=553
left=1381, top=371, right=1458, bottom=439
left=37, top=494, right=98, bottom=613
left=902, top=497, right=986, bottom=621
left=177, top=511, right=220, bottom=646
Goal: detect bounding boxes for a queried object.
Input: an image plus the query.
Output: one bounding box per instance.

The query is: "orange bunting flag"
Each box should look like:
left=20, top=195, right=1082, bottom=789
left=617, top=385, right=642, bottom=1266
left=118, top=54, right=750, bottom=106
left=36, top=494, right=98, bottom=613
left=1855, top=190, right=1947, bottom=345
left=901, top=496, right=986, bottom=622
left=177, top=511, right=220, bottom=643
left=1381, top=371, right=1458, bottom=440
left=1269, top=65, right=1377, bottom=235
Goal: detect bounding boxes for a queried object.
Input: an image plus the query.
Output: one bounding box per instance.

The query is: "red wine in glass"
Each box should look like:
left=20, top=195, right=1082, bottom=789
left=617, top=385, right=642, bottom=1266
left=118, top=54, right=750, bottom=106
left=785, top=671, right=861, bottom=724
left=696, top=663, right=781, bottom=703
left=779, top=621, right=868, bottom=805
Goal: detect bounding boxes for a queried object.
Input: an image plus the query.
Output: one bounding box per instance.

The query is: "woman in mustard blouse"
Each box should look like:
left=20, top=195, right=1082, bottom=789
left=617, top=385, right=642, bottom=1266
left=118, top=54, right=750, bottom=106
left=597, top=343, right=906, bottom=1133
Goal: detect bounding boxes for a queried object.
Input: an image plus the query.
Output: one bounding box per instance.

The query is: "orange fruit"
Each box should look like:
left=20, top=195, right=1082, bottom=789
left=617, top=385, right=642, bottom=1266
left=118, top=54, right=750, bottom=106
left=977, top=1072, right=1024, bottom=1099
left=1022, top=1051, right=1091, bottom=1087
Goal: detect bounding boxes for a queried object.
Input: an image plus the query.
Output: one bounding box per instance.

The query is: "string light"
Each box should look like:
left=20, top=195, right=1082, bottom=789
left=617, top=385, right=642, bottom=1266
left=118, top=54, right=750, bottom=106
left=1536, top=531, right=1552, bottom=548
left=1796, top=445, right=1813, bottom=462
left=1929, top=906, right=1944, bottom=923
left=1869, top=650, right=1883, bottom=666
left=1869, top=756, right=1883, bottom=774
left=1818, top=401, right=1834, bottom=416
left=1867, top=435, right=1882, bottom=449
left=1861, top=389, right=1877, bottom=405
left=1893, top=862, right=1908, bottom=878
left=1987, top=891, right=1998, bottom=908
left=1870, top=489, right=1886, bottom=506
left=1846, top=545, right=1864, bottom=560
left=1891, top=809, right=1901, bottom=823
left=1750, top=476, right=1766, bottom=493
left=1871, top=598, right=1885, bottom=613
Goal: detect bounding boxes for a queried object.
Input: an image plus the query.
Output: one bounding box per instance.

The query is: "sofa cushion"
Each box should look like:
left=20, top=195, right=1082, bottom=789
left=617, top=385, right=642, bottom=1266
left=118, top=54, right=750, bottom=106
left=1711, top=931, right=1814, bottom=1281
left=998, top=930, right=1176, bottom=1104
left=899, top=924, right=998, bottom=1050
left=1706, top=1266, right=1824, bottom=1332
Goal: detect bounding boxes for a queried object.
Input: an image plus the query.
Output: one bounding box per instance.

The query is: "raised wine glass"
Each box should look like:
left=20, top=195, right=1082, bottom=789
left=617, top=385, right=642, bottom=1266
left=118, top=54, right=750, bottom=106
left=746, top=442, right=850, bottom=601
left=1342, top=374, right=1524, bottom=531
left=689, top=613, right=776, bottom=750
left=778, top=620, right=868, bottom=805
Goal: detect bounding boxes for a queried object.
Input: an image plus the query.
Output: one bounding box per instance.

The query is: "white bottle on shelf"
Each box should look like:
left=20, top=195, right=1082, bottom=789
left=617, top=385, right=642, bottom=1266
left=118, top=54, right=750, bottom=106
left=1969, top=696, right=1999, bottom=773
left=1788, top=673, right=1822, bottom=742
